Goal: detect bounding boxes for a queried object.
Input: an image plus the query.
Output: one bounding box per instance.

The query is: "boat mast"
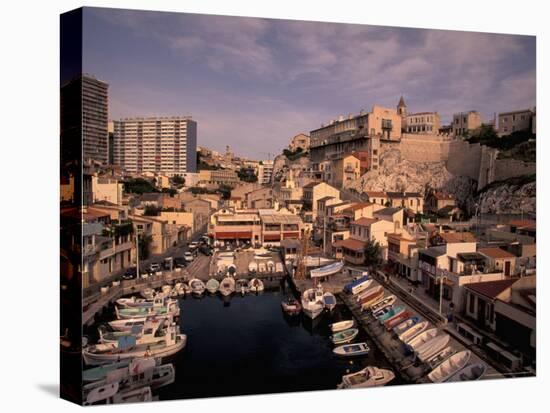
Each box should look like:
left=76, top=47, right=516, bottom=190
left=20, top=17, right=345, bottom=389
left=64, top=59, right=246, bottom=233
left=295, top=228, right=309, bottom=280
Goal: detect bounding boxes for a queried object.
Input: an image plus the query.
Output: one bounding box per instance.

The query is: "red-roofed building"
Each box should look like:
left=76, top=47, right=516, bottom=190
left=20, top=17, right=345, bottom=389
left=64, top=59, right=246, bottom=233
left=478, top=247, right=517, bottom=276
left=425, top=191, right=456, bottom=214
left=365, top=191, right=389, bottom=206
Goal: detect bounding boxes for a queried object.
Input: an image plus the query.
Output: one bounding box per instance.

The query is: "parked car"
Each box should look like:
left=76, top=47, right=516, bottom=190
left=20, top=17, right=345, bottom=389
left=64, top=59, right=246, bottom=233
left=149, top=262, right=161, bottom=272
left=173, top=257, right=187, bottom=268
left=121, top=267, right=137, bottom=280
left=183, top=251, right=195, bottom=262
left=199, top=245, right=212, bottom=256
left=163, top=257, right=173, bottom=270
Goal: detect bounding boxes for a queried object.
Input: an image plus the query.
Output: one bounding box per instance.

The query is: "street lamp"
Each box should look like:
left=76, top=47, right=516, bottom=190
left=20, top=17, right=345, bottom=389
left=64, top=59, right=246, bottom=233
left=436, top=266, right=448, bottom=316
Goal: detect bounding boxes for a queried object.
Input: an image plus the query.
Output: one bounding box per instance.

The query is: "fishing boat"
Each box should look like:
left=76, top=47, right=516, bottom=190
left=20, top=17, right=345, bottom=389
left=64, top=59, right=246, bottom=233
left=399, top=321, right=429, bottom=344
left=333, top=342, right=370, bottom=357
left=173, top=283, right=187, bottom=296
left=84, top=382, right=153, bottom=405
left=205, top=278, right=220, bottom=294
left=236, top=279, right=249, bottom=294
left=115, top=301, right=180, bottom=320
left=344, top=275, right=371, bottom=295
left=301, top=287, right=325, bottom=319
left=323, top=291, right=337, bottom=311
left=219, top=277, right=236, bottom=296
left=83, top=359, right=134, bottom=383
left=374, top=305, right=404, bottom=322
left=393, top=316, right=421, bottom=336
left=359, top=287, right=385, bottom=311
left=116, top=296, right=171, bottom=309
left=98, top=319, right=170, bottom=345
left=384, top=310, right=413, bottom=330
left=281, top=296, right=302, bottom=315
left=337, top=366, right=395, bottom=389
left=82, top=326, right=187, bottom=366
left=140, top=288, right=155, bottom=300
left=416, top=334, right=451, bottom=362
left=407, top=328, right=439, bottom=352
left=189, top=278, right=206, bottom=296
left=331, top=328, right=359, bottom=344
left=446, top=363, right=487, bottom=382
left=370, top=295, right=396, bottom=313
left=107, top=315, right=172, bottom=332
left=248, top=278, right=264, bottom=293
left=428, top=350, right=472, bottom=383
left=310, top=261, right=344, bottom=278
left=329, top=319, right=355, bottom=333
left=355, top=281, right=376, bottom=302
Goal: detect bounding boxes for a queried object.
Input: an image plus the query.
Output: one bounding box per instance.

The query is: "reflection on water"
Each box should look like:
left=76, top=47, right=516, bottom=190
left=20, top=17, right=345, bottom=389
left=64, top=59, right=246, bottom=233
left=157, top=282, right=400, bottom=400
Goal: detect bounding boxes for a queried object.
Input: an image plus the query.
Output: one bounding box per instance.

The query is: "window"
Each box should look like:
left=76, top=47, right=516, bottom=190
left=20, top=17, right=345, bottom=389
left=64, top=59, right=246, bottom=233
left=469, top=293, right=475, bottom=314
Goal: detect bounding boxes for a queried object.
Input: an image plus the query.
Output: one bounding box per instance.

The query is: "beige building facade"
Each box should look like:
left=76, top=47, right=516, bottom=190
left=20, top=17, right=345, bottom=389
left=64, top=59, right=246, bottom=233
left=453, top=111, right=482, bottom=137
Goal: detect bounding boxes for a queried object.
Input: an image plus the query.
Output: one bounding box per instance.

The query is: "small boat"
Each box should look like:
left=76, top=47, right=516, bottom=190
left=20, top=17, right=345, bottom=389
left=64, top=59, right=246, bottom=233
left=161, top=285, right=172, bottom=295
left=344, top=275, right=371, bottom=295
left=333, top=342, right=370, bottom=357
left=337, top=366, right=395, bottom=389
left=359, top=288, right=385, bottom=311
left=116, top=296, right=169, bottom=309
left=416, top=334, right=451, bottom=362
left=98, top=319, right=171, bottom=346
left=446, top=363, right=487, bottom=382
left=281, top=296, right=302, bottom=315
left=140, top=288, right=155, bottom=300
left=107, top=315, right=173, bottom=332
left=84, top=382, right=153, bottom=405
left=329, top=320, right=355, bottom=333
left=426, top=346, right=454, bottom=368
left=355, top=280, right=376, bottom=301
left=399, top=321, right=429, bottom=344
left=407, top=328, right=439, bottom=352
left=370, top=295, right=396, bottom=313
left=323, top=292, right=337, bottom=311
left=115, top=301, right=180, bottom=320
left=310, top=261, right=344, bottom=278
left=374, top=305, right=404, bottom=322
left=205, top=278, right=220, bottom=294
left=219, top=277, right=236, bottom=296
left=301, top=287, right=325, bottom=319
left=428, top=350, right=472, bottom=383
left=173, top=282, right=187, bottom=296
left=248, top=278, right=264, bottom=293
left=393, top=316, right=420, bottom=336
left=331, top=328, right=359, bottom=344
left=236, top=279, right=250, bottom=294
left=83, top=359, right=134, bottom=383
left=384, top=310, right=413, bottom=330
left=189, top=278, right=206, bottom=296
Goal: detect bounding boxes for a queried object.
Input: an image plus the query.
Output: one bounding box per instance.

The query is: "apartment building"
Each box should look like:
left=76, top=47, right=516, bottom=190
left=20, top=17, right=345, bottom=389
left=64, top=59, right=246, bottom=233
left=453, top=111, right=482, bottom=137
left=498, top=109, right=534, bottom=136
left=404, top=112, right=441, bottom=134
left=289, top=133, right=311, bottom=151
left=198, top=169, right=240, bottom=188
left=91, top=175, right=123, bottom=205
left=257, top=160, right=274, bottom=185
left=113, top=116, right=197, bottom=176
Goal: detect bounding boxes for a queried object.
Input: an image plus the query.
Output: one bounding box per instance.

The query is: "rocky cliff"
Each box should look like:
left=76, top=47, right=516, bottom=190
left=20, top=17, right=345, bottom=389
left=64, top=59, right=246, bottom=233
left=477, top=179, right=536, bottom=215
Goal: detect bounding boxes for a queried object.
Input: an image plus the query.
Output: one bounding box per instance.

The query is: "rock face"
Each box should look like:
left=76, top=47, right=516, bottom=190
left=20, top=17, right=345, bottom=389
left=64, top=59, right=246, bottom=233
left=272, top=153, right=310, bottom=183
left=478, top=181, right=536, bottom=215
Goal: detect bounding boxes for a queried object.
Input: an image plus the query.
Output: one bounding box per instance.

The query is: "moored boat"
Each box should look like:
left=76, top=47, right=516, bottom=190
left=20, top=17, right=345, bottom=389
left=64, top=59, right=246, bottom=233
left=248, top=278, right=264, bottom=293
left=219, top=277, right=236, bottom=296
left=310, top=261, right=344, bottom=278
left=281, top=296, right=302, bottom=315
left=140, top=288, right=155, bottom=300
left=236, top=279, right=250, bottom=294
left=355, top=281, right=376, bottom=302
left=331, top=328, right=359, bottom=344
left=301, top=287, right=325, bottom=319
left=323, top=292, right=337, bottom=311
left=329, top=319, right=355, bottom=333
left=416, top=334, right=451, bottom=362
left=333, top=342, right=369, bottom=357
left=427, top=350, right=472, bottom=383
left=344, top=275, right=371, bottom=295
left=359, top=288, right=385, bottom=311
left=399, top=321, right=429, bottom=344
left=369, top=295, right=396, bottom=313
left=393, top=316, right=420, bottom=336
left=84, top=382, right=153, bottom=405
left=407, top=328, right=438, bottom=352
left=189, top=278, right=206, bottom=296
left=374, top=305, right=404, bottom=322
left=446, top=363, right=487, bottom=382
left=384, top=310, right=413, bottom=330
left=205, top=278, right=220, bottom=294
left=115, top=301, right=180, bottom=320
left=337, top=366, right=395, bottom=389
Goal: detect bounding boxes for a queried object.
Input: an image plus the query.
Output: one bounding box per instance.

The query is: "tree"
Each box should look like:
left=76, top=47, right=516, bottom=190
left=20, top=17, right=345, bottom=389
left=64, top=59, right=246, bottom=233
left=143, top=204, right=161, bottom=216
left=171, top=174, right=185, bottom=188
left=161, top=187, right=177, bottom=196
left=218, top=184, right=232, bottom=200
left=123, top=178, right=157, bottom=194
left=363, top=240, right=383, bottom=270
left=237, top=167, right=258, bottom=183
left=138, top=234, right=153, bottom=260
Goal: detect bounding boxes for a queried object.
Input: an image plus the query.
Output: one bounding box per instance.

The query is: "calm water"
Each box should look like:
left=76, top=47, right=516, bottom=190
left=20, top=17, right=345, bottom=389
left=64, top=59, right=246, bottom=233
left=156, top=283, right=400, bottom=400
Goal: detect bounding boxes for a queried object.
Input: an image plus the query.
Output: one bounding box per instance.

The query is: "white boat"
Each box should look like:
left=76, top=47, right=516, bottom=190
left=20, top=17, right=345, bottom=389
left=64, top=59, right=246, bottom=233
left=248, top=278, right=264, bottom=293
left=161, top=285, right=172, bottom=295
left=140, top=288, right=155, bottom=300
left=355, top=281, right=376, bottom=301
left=301, top=287, right=325, bottom=319
left=446, top=363, right=487, bottom=382
left=344, top=276, right=371, bottom=295
left=329, top=320, right=355, bottom=333
left=115, top=301, right=180, bottom=320
left=108, top=315, right=173, bottom=332
left=84, top=382, right=153, bottom=405
left=428, top=350, right=472, bottom=383
left=416, top=334, right=451, bottom=362
left=83, top=326, right=187, bottom=365
left=236, top=279, right=249, bottom=294
left=310, top=261, right=344, bottom=278
left=98, top=318, right=171, bottom=345
left=189, top=278, right=206, bottom=296
left=323, top=292, right=337, bottom=311
left=407, top=328, right=439, bottom=352
left=220, top=277, right=236, bottom=296
left=205, top=278, right=220, bottom=294
left=399, top=321, right=429, bottom=344
left=393, top=316, right=421, bottom=336
left=370, top=295, right=396, bottom=313
left=333, top=342, right=369, bottom=357
left=116, top=295, right=170, bottom=309
left=337, top=366, right=395, bottom=389
left=331, top=328, right=359, bottom=344
left=426, top=346, right=454, bottom=368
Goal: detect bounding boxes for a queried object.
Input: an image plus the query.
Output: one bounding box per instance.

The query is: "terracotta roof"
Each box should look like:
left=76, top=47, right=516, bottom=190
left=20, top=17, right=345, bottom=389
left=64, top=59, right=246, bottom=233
left=439, top=232, right=476, bottom=243
left=318, top=196, right=336, bottom=202
left=478, top=247, right=516, bottom=259
left=365, top=191, right=387, bottom=198
left=508, top=220, right=536, bottom=231
left=352, top=217, right=378, bottom=227
left=333, top=237, right=365, bottom=251
left=465, top=279, right=517, bottom=300
left=433, top=192, right=455, bottom=200
left=303, top=182, right=320, bottom=188
left=342, top=202, right=373, bottom=212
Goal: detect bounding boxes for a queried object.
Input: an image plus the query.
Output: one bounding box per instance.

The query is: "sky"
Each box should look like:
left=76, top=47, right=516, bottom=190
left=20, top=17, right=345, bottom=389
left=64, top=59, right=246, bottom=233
left=82, top=7, right=536, bottom=159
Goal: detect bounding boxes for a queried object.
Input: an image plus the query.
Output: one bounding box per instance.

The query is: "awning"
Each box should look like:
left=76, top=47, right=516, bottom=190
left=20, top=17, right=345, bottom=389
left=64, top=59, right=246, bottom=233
left=283, top=231, right=300, bottom=239
left=264, top=234, right=281, bottom=241
left=215, top=231, right=253, bottom=240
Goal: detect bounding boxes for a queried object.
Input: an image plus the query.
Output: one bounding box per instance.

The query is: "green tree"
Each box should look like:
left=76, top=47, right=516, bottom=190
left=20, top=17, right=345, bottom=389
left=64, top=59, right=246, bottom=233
left=138, top=234, right=153, bottom=260
left=171, top=174, right=185, bottom=188
left=123, top=178, right=157, bottom=194
left=363, top=240, right=383, bottom=270
left=237, top=167, right=258, bottom=183
left=218, top=184, right=232, bottom=200
left=143, top=204, right=161, bottom=216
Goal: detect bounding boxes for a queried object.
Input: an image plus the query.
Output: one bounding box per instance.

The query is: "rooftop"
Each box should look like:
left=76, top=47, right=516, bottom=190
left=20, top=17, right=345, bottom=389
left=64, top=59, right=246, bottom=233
left=352, top=217, right=379, bottom=227
left=508, top=220, right=536, bottom=231
left=333, top=237, right=365, bottom=252
left=465, top=279, right=518, bottom=300
left=478, top=247, right=517, bottom=259
left=342, top=202, right=373, bottom=212
left=387, top=191, right=422, bottom=198
left=374, top=207, right=402, bottom=216
left=438, top=231, right=476, bottom=244
left=365, top=191, right=387, bottom=198
left=419, top=246, right=447, bottom=259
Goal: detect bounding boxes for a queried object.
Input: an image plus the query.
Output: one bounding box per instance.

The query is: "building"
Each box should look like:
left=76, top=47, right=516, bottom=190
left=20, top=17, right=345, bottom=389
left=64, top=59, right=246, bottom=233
left=91, top=175, right=123, bottom=205
left=453, top=111, right=482, bottom=137
left=61, top=74, right=109, bottom=164
left=498, top=109, right=534, bottom=137
left=246, top=187, right=274, bottom=209
left=365, top=191, right=389, bottom=206
left=289, top=133, right=311, bottom=151
left=198, top=169, right=240, bottom=188
left=404, top=112, right=441, bottom=134
left=325, top=153, right=361, bottom=188
left=425, top=192, right=456, bottom=215
left=257, top=160, right=274, bottom=185
left=302, top=182, right=340, bottom=219
left=387, top=232, right=420, bottom=281
left=113, top=116, right=197, bottom=176
left=478, top=247, right=517, bottom=277
left=386, top=192, right=424, bottom=214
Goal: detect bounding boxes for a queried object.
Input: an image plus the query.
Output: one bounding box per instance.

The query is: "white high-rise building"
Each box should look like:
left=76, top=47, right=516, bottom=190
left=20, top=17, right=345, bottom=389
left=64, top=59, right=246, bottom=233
left=113, top=116, right=197, bottom=176
left=258, top=160, right=274, bottom=185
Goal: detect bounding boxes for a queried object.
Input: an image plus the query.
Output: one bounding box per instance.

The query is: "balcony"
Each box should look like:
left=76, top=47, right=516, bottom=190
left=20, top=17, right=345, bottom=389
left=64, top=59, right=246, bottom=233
left=98, top=240, right=133, bottom=260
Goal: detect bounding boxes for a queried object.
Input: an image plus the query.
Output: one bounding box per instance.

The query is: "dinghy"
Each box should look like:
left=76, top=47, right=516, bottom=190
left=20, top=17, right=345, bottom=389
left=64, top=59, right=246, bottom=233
left=329, top=319, right=355, bottom=333
left=370, top=295, right=396, bottom=313
left=355, top=281, right=376, bottom=302
left=84, top=382, right=153, bottom=405
left=344, top=276, right=371, bottom=295
left=115, top=301, right=180, bottom=320
left=426, top=346, right=453, bottom=368
left=331, top=328, right=359, bottom=344
left=407, top=328, right=438, bottom=352
left=173, top=283, right=187, bottom=296
left=219, top=277, right=236, bottom=296
left=384, top=310, right=413, bottom=330
left=428, top=350, right=472, bottom=383
left=281, top=296, right=302, bottom=315
left=399, top=321, right=429, bottom=344
left=205, top=278, right=220, bottom=294
left=236, top=279, right=249, bottom=294
left=374, top=305, right=404, bottom=322
left=416, top=334, right=451, bottom=362
left=359, top=287, right=385, bottom=311
left=99, top=319, right=171, bottom=346
left=189, top=278, right=206, bottom=296
left=248, top=278, right=264, bottom=293
left=323, top=292, right=337, bottom=311
left=301, top=287, right=325, bottom=319
left=333, top=342, right=369, bottom=357
left=446, top=363, right=487, bottom=382
left=310, top=261, right=344, bottom=278
left=140, top=288, right=155, bottom=300
left=337, top=366, right=395, bottom=389
left=83, top=359, right=136, bottom=383
left=393, top=316, right=420, bottom=336
left=116, top=296, right=170, bottom=309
